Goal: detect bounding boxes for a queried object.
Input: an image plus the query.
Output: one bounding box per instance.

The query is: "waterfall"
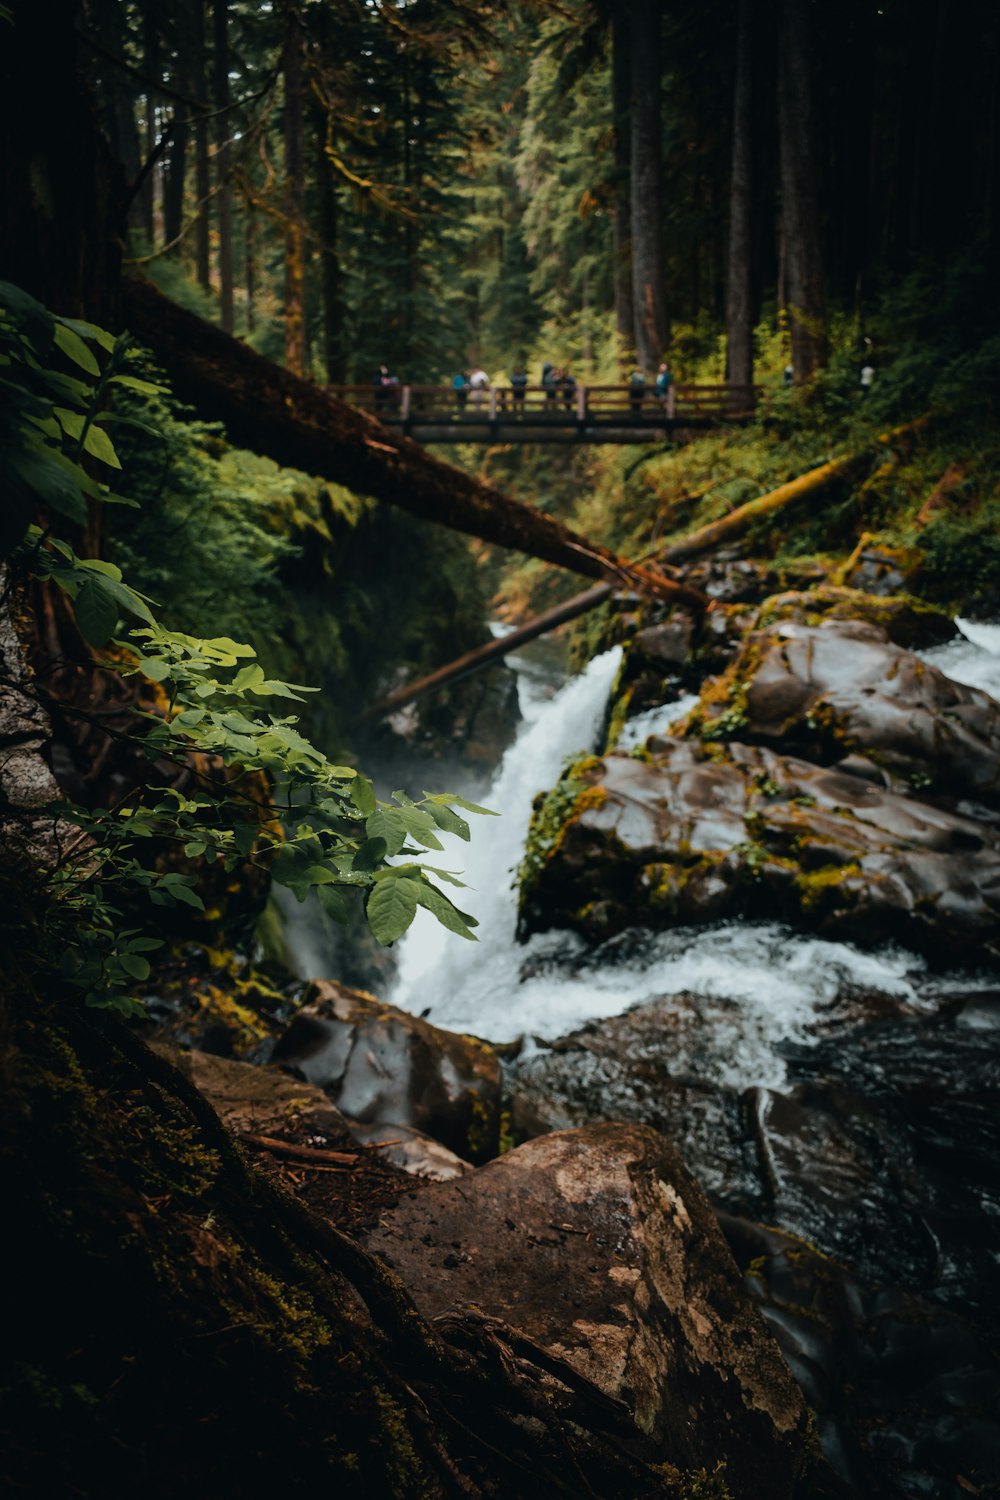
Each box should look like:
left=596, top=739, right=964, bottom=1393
left=387, top=616, right=1000, bottom=1089
left=389, top=647, right=623, bottom=1025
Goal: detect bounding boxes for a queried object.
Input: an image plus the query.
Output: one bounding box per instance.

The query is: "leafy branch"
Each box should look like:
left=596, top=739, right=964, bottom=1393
left=1, top=281, right=496, bottom=1015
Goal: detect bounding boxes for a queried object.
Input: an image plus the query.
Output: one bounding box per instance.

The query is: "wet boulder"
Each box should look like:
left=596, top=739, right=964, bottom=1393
left=270, top=979, right=502, bottom=1163
left=518, top=740, right=1000, bottom=959
left=363, top=1123, right=809, bottom=1499
left=694, top=618, right=1000, bottom=805
left=752, top=585, right=957, bottom=651
left=157, top=1044, right=473, bottom=1180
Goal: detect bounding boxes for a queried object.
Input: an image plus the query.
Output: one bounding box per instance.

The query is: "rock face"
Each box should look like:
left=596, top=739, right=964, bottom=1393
left=363, top=1123, right=808, bottom=1499
left=519, top=738, right=1000, bottom=958
left=158, top=1043, right=472, bottom=1180
left=752, top=585, right=957, bottom=650
left=696, top=618, right=1000, bottom=805
left=270, top=979, right=502, bottom=1162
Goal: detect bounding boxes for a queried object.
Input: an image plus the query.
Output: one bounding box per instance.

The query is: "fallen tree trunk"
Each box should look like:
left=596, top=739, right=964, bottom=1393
left=365, top=583, right=616, bottom=720
left=659, top=452, right=865, bottom=564
left=658, top=420, right=927, bottom=565
left=119, top=278, right=696, bottom=606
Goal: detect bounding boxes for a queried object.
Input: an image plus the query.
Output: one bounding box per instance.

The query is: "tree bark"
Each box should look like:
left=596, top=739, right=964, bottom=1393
left=725, top=0, right=753, bottom=390
left=213, top=0, right=235, bottom=333
left=778, top=0, right=827, bottom=381
left=316, top=120, right=345, bottom=382
left=119, top=278, right=697, bottom=606
left=628, top=0, right=668, bottom=373
left=282, top=7, right=307, bottom=375
left=611, top=6, right=634, bottom=351
left=193, top=0, right=211, bottom=290
left=139, top=8, right=159, bottom=243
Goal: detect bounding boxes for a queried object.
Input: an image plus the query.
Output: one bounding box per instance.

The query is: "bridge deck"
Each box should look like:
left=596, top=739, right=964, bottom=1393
left=328, top=383, right=756, bottom=443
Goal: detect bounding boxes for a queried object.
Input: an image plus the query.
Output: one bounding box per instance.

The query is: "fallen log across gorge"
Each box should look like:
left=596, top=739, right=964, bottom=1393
left=119, top=278, right=705, bottom=610
left=364, top=422, right=929, bottom=719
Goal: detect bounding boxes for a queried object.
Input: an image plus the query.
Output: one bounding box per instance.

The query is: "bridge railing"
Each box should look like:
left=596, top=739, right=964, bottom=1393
left=329, top=383, right=757, bottom=423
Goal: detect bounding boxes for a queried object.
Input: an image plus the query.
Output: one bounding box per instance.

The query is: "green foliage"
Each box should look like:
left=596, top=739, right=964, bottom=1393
left=1, top=284, right=494, bottom=1016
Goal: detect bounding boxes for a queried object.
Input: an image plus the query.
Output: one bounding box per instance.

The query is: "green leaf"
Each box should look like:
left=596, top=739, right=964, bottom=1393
left=427, top=803, right=471, bottom=840
left=365, top=806, right=408, bottom=857
left=166, top=882, right=205, bottom=910
left=53, top=322, right=100, bottom=375
left=82, top=422, right=121, bottom=469
left=397, top=805, right=444, bottom=849
left=420, top=865, right=469, bottom=888
left=7, top=447, right=86, bottom=523
left=350, top=775, right=377, bottom=817
left=352, top=835, right=387, bottom=872
left=139, top=656, right=171, bottom=682
left=60, top=317, right=117, bottom=353
left=110, top=372, right=164, bottom=394
left=117, top=952, right=151, bottom=981
left=416, top=880, right=478, bottom=940
left=317, top=885, right=350, bottom=924
left=74, top=578, right=118, bottom=645
left=427, top=793, right=499, bottom=817
left=232, top=824, right=257, bottom=857
left=367, top=875, right=420, bottom=944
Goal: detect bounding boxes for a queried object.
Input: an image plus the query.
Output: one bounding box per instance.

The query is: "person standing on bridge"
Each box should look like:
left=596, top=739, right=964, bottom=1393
left=560, top=368, right=577, bottom=412
left=629, top=367, right=646, bottom=416
left=509, top=365, right=528, bottom=414
left=541, top=361, right=557, bottom=406
left=469, top=365, right=489, bottom=411
left=656, top=361, right=675, bottom=418
left=374, top=363, right=399, bottom=412
left=452, top=369, right=469, bottom=412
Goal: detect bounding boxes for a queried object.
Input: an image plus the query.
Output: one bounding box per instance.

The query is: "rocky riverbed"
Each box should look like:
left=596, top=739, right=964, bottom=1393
left=151, top=575, right=1000, bottom=1499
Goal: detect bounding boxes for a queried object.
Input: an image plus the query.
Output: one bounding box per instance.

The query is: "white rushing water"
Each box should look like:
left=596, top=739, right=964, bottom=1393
left=386, top=636, right=961, bottom=1090
left=390, top=646, right=623, bottom=1023
left=382, top=612, right=1000, bottom=1090
left=920, top=616, right=1000, bottom=698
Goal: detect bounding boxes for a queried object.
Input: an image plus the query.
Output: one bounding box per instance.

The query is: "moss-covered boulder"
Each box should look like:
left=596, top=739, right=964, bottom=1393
left=142, top=942, right=297, bottom=1062
left=752, top=585, right=956, bottom=650
left=518, top=741, right=1000, bottom=959
left=271, top=979, right=503, bottom=1163
left=688, top=618, right=1000, bottom=806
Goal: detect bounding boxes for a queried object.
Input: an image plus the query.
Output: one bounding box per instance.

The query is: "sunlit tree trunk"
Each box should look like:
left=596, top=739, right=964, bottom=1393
left=778, top=0, right=827, bottom=381
left=282, top=7, right=307, bottom=376
left=725, top=0, right=753, bottom=389
left=628, top=0, right=668, bottom=372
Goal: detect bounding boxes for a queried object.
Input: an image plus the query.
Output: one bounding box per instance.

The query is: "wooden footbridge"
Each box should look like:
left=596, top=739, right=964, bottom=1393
left=328, top=383, right=756, bottom=444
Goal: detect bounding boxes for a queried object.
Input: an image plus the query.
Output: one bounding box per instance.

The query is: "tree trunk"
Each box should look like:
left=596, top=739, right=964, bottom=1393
left=193, top=0, right=211, bottom=290
left=611, top=6, right=634, bottom=351
left=628, top=0, right=668, bottom=373
left=245, top=191, right=257, bottom=336
left=139, top=9, right=159, bottom=243
left=0, top=0, right=125, bottom=321
left=725, top=0, right=753, bottom=390
left=778, top=0, right=827, bottom=381
left=282, top=7, right=307, bottom=376
left=162, top=79, right=190, bottom=252
left=214, top=0, right=235, bottom=333
left=119, top=278, right=696, bottom=607
left=316, top=120, right=345, bottom=382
